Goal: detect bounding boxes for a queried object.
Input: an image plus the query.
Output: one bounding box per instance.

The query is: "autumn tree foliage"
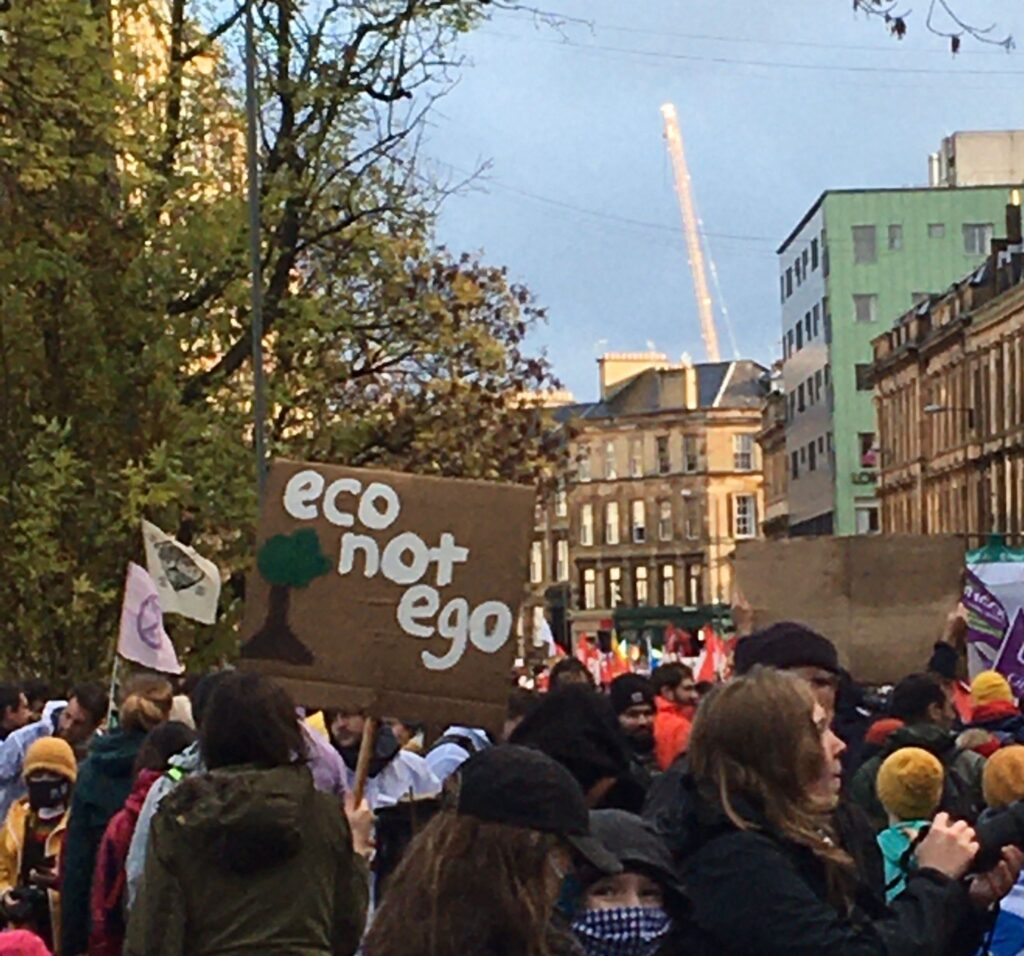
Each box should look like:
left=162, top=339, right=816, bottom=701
left=0, top=0, right=563, bottom=680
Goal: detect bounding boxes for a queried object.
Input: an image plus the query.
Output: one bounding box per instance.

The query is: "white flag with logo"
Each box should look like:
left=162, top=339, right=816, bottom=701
left=118, top=563, right=184, bottom=674
left=142, top=520, right=221, bottom=624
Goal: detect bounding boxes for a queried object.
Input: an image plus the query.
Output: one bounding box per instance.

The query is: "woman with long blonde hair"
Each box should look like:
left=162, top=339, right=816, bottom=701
left=679, top=667, right=1020, bottom=955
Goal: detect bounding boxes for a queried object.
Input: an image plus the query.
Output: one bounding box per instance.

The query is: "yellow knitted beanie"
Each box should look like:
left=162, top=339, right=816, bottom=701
left=971, top=670, right=1014, bottom=706
left=983, top=745, right=1024, bottom=809
left=23, top=737, right=77, bottom=783
left=876, top=747, right=943, bottom=822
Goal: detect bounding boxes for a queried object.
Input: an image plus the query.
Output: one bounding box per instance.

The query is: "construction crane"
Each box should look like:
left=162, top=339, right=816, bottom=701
left=660, top=102, right=721, bottom=363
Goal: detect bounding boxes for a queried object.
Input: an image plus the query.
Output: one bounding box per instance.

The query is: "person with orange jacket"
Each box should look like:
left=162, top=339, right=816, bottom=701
left=651, top=665, right=698, bottom=771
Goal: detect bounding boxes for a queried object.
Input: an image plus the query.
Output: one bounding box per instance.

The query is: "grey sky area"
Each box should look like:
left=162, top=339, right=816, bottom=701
left=423, top=0, right=1023, bottom=399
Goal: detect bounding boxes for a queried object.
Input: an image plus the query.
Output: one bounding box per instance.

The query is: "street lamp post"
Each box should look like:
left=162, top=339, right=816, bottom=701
left=923, top=403, right=976, bottom=431
left=244, top=0, right=267, bottom=502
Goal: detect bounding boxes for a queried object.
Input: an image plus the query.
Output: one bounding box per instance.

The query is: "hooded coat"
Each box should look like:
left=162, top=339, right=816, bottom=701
left=849, top=723, right=986, bottom=831
left=672, top=773, right=990, bottom=956
left=123, top=764, right=367, bottom=956
left=88, top=769, right=161, bottom=956
left=510, top=687, right=646, bottom=812
left=61, top=728, right=148, bottom=956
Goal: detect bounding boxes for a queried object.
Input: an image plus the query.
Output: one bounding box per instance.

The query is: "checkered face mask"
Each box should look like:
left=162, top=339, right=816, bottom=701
left=571, top=906, right=671, bottom=956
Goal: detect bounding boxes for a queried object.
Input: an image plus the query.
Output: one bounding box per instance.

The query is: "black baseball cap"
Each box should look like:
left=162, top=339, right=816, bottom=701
left=453, top=745, right=621, bottom=875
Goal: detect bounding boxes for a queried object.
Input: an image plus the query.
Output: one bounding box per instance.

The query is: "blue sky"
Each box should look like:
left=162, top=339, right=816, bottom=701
left=424, top=0, right=1024, bottom=399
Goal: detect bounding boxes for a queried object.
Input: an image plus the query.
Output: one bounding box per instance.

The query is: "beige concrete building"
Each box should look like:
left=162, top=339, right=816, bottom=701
left=871, top=208, right=1024, bottom=538
left=528, top=353, right=766, bottom=645
left=930, top=131, right=1024, bottom=188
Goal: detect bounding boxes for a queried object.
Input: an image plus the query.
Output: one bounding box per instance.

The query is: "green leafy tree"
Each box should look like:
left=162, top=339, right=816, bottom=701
left=0, top=0, right=564, bottom=683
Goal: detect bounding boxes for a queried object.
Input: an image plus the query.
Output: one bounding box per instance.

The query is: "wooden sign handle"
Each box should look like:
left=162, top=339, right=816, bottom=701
left=351, top=716, right=378, bottom=807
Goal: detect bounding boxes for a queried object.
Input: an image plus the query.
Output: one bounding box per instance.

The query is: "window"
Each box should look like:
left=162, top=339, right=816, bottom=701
left=791, top=451, right=800, bottom=480
left=811, top=238, right=819, bottom=270
left=734, top=495, right=757, bottom=539
left=928, top=223, right=946, bottom=239
left=631, top=500, right=646, bottom=543
left=580, top=504, right=594, bottom=546
left=888, top=224, right=903, bottom=250
left=734, top=433, right=754, bottom=471
left=629, top=438, right=643, bottom=478
left=963, top=223, right=993, bottom=255
left=582, top=568, right=596, bottom=609
left=808, top=441, right=817, bottom=472
left=859, top=432, right=878, bottom=468
left=823, top=307, right=833, bottom=344
left=607, top=567, right=622, bottom=607
left=855, top=504, right=881, bottom=535
left=634, top=566, right=649, bottom=605
left=658, top=500, right=673, bottom=541
left=802, top=248, right=809, bottom=273
left=797, top=382, right=806, bottom=413
left=780, top=276, right=786, bottom=304
left=804, top=313, right=812, bottom=340
left=824, top=364, right=831, bottom=386
left=853, top=294, right=878, bottom=323
left=555, top=484, right=567, bottom=518
left=812, top=303, right=820, bottom=337
left=657, top=436, right=670, bottom=475
left=852, top=225, right=877, bottom=264
left=795, top=257, right=802, bottom=286
left=683, top=498, right=698, bottom=539
left=817, top=436, right=825, bottom=454
left=556, top=540, right=569, bottom=581
left=855, top=364, right=873, bottom=391
left=605, top=502, right=620, bottom=545
left=807, top=376, right=816, bottom=406
left=786, top=330, right=794, bottom=356
left=787, top=392, right=796, bottom=421
left=814, top=369, right=823, bottom=402
left=786, top=267, right=793, bottom=297
left=660, top=565, right=675, bottom=605
left=800, top=447, right=806, bottom=464
left=530, top=542, right=543, bottom=583
left=604, top=440, right=617, bottom=480
left=578, top=445, right=591, bottom=482
left=682, top=435, right=699, bottom=473
left=796, top=323, right=803, bottom=350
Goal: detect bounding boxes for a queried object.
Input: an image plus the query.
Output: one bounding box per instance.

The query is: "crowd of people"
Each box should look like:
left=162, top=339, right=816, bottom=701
left=4, top=620, right=1024, bottom=954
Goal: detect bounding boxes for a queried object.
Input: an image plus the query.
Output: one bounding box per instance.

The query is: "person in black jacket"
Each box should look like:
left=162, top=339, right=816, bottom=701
left=678, top=667, right=1022, bottom=956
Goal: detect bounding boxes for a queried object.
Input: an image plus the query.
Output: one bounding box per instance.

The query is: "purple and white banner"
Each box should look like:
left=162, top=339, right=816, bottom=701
left=965, top=560, right=1024, bottom=697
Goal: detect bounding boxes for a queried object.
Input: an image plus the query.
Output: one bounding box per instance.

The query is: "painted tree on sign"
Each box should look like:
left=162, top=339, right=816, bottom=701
left=242, top=529, right=331, bottom=665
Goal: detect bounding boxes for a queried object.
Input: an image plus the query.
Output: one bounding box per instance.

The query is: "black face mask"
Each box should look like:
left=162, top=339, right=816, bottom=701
left=27, top=777, right=70, bottom=813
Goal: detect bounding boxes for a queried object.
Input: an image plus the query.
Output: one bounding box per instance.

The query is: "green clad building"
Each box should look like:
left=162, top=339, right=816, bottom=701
left=778, top=184, right=1019, bottom=536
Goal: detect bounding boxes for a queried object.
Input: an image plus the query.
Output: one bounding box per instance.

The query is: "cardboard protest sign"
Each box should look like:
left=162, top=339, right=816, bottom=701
left=733, top=535, right=964, bottom=684
left=240, top=460, right=535, bottom=728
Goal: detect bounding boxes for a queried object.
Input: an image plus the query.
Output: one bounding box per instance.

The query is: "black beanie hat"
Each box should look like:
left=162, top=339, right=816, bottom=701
left=608, top=675, right=655, bottom=716
left=734, top=622, right=839, bottom=676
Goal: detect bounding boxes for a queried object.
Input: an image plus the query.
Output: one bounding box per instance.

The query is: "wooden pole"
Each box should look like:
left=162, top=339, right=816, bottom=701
left=351, top=717, right=378, bottom=807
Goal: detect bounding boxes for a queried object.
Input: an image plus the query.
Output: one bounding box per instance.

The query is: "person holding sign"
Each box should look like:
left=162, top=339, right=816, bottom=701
left=327, top=711, right=439, bottom=810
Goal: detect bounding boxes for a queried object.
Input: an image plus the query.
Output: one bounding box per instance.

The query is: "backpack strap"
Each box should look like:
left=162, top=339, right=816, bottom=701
left=165, top=766, right=185, bottom=783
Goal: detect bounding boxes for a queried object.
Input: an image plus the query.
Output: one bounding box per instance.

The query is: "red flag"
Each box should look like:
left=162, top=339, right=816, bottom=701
left=695, top=625, right=726, bottom=684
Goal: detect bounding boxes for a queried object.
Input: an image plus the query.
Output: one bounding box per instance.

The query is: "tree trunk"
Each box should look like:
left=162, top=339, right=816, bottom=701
left=240, top=583, right=314, bottom=665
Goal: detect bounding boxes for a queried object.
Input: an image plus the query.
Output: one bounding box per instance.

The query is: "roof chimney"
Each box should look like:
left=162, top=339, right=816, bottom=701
left=597, top=351, right=669, bottom=400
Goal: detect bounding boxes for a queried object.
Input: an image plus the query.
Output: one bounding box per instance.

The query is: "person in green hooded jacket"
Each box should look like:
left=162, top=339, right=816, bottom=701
left=61, top=674, right=173, bottom=956
left=124, top=671, right=371, bottom=956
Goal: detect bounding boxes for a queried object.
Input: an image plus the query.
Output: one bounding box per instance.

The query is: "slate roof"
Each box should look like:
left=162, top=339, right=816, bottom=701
left=556, top=360, right=767, bottom=424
